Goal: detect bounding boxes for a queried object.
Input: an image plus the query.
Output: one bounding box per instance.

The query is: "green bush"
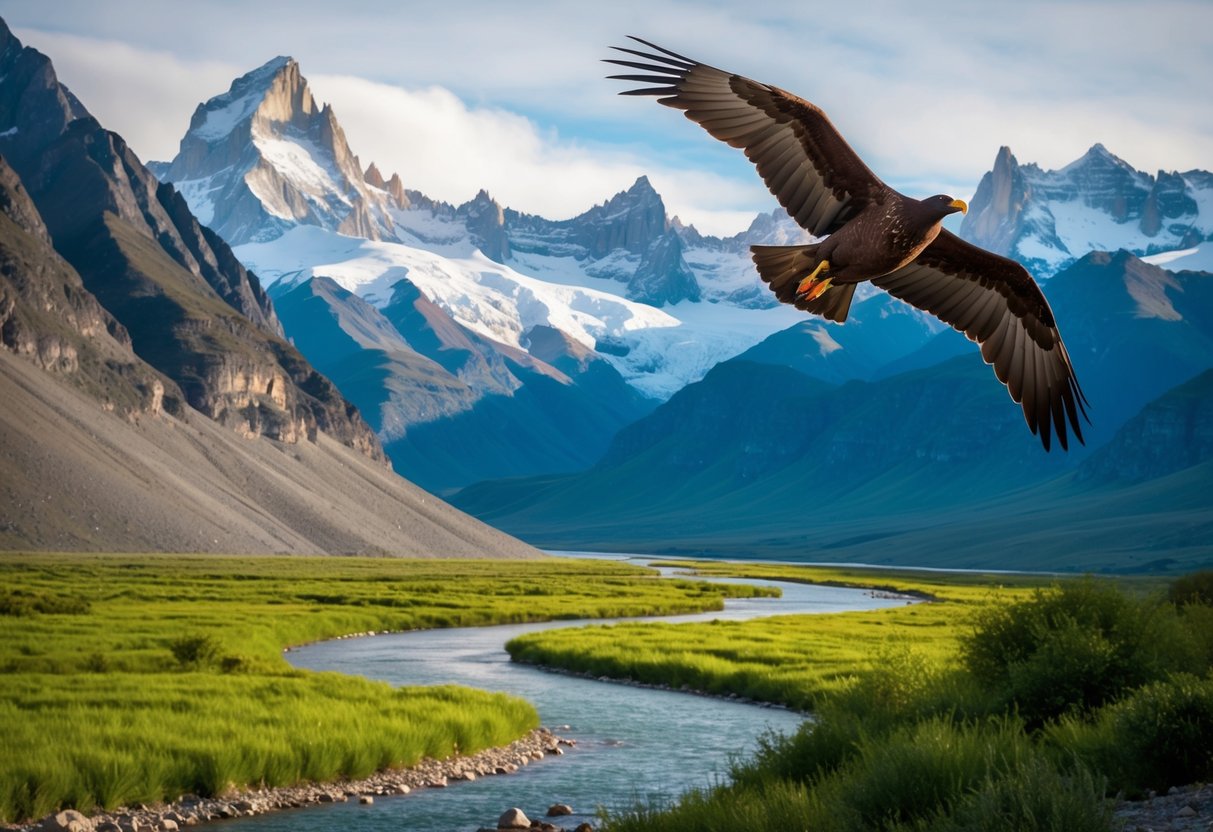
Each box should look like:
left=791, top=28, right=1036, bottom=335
left=1179, top=603, right=1213, bottom=670
left=817, top=717, right=1032, bottom=831
left=1169, top=569, right=1213, bottom=607
left=960, top=580, right=1198, bottom=722
left=1105, top=674, right=1213, bottom=794
left=168, top=634, right=221, bottom=669
left=924, top=755, right=1112, bottom=832
left=733, top=714, right=864, bottom=789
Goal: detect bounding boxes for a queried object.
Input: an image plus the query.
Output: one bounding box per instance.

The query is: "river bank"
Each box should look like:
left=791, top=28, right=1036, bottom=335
left=7, top=728, right=574, bottom=832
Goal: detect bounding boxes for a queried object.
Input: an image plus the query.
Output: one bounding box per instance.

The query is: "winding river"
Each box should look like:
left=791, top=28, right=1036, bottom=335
left=216, top=559, right=909, bottom=831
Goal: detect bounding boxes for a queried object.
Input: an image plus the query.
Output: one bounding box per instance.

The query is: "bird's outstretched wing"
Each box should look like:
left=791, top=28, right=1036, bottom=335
left=606, top=37, right=890, bottom=237
left=872, top=230, right=1090, bottom=451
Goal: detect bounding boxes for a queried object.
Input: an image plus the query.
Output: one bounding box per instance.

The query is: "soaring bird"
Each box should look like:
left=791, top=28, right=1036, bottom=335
left=607, top=38, right=1089, bottom=451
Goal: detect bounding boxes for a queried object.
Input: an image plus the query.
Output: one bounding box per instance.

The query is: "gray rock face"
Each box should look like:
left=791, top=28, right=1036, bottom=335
left=628, top=231, right=700, bottom=305
left=461, top=190, right=510, bottom=262
left=573, top=175, right=668, bottom=257
left=0, top=153, right=168, bottom=416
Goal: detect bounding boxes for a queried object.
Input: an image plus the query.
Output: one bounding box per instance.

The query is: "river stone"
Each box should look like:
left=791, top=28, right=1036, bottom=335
left=359, top=796, right=374, bottom=805
left=574, top=824, right=594, bottom=832
left=547, top=803, right=574, bottom=816
left=39, top=810, right=92, bottom=832
left=497, top=807, right=530, bottom=828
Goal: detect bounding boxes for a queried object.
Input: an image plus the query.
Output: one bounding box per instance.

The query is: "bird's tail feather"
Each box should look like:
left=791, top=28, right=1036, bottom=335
left=751, top=244, right=856, bottom=323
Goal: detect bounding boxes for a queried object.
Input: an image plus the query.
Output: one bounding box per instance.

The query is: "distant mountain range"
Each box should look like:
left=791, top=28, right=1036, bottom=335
left=0, top=18, right=538, bottom=557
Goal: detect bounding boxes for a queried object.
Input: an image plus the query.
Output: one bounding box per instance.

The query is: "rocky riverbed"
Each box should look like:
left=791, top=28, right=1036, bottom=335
left=8, top=728, right=579, bottom=832
left=1114, top=783, right=1213, bottom=832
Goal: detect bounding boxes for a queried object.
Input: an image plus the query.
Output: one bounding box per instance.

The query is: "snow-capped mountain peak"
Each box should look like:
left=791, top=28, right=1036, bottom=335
left=159, top=55, right=397, bottom=245
left=961, top=145, right=1213, bottom=277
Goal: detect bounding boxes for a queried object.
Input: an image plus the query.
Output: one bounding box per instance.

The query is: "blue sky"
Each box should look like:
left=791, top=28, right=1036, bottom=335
left=6, top=0, right=1212, bottom=235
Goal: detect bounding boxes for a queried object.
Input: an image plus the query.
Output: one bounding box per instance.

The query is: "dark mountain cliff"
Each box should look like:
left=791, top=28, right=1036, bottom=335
left=0, top=21, right=383, bottom=461
left=0, top=154, right=168, bottom=416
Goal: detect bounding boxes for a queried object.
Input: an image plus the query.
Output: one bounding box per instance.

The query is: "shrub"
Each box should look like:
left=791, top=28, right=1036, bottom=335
left=734, top=713, right=865, bottom=789
left=1169, top=569, right=1213, bottom=607
left=960, top=580, right=1198, bottom=723
left=1179, top=603, right=1213, bottom=671
left=925, top=755, right=1113, bottom=832
left=168, top=635, right=221, bottom=669
left=1104, top=674, right=1213, bottom=794
left=807, top=717, right=1034, bottom=831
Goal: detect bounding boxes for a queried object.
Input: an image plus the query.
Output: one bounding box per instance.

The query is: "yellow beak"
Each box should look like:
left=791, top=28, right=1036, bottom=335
left=950, top=198, right=969, bottom=214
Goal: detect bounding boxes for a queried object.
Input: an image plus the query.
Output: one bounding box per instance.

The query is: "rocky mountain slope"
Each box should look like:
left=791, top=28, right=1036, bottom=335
left=0, top=21, right=382, bottom=459
left=0, top=154, right=169, bottom=419
left=0, top=18, right=540, bottom=557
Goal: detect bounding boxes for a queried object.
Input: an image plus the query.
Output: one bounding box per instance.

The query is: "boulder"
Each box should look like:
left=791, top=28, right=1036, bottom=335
left=497, top=807, right=530, bottom=829
left=38, top=810, right=92, bottom=832
left=547, top=803, right=574, bottom=816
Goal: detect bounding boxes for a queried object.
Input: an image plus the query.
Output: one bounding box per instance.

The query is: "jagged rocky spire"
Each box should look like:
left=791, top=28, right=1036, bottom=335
left=162, top=57, right=398, bottom=245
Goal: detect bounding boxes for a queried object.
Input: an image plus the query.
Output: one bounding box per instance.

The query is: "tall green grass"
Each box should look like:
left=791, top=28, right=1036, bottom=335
left=0, top=553, right=770, bottom=822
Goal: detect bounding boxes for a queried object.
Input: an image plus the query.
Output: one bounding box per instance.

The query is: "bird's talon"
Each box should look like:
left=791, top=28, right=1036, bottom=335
left=797, top=277, right=833, bottom=301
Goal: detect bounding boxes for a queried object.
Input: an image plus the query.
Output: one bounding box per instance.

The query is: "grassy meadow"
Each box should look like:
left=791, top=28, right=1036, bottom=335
left=0, top=553, right=772, bottom=823
left=506, top=561, right=1213, bottom=832
left=506, top=561, right=1053, bottom=710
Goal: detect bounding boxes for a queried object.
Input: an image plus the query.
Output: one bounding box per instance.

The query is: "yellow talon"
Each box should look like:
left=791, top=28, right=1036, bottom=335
left=802, top=277, right=832, bottom=301
left=796, top=260, right=831, bottom=297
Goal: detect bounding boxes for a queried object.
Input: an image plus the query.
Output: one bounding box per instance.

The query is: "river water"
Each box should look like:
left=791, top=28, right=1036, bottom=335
left=215, top=560, right=908, bottom=831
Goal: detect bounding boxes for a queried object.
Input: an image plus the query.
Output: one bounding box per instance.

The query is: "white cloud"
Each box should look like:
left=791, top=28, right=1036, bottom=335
left=13, top=28, right=242, bottom=165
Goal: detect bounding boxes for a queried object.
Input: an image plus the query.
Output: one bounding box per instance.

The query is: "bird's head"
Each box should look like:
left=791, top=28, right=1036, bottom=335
left=923, top=194, right=968, bottom=216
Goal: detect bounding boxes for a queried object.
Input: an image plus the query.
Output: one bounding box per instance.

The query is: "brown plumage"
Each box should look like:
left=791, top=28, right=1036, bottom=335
left=607, top=37, right=1090, bottom=451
